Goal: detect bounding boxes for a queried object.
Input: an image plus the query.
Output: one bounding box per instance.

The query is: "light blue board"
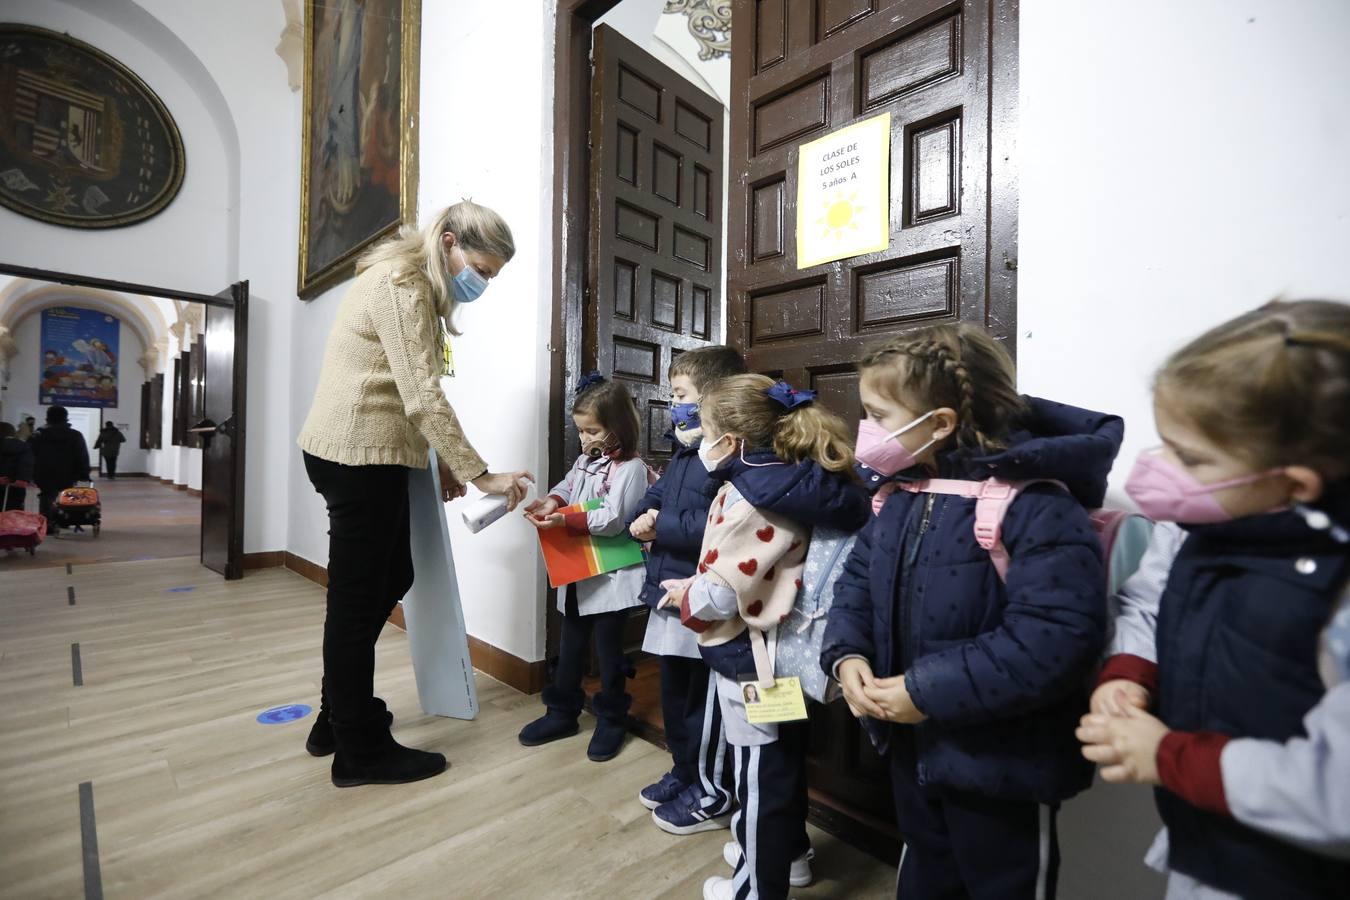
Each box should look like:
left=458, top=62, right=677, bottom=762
left=402, top=453, right=478, bottom=719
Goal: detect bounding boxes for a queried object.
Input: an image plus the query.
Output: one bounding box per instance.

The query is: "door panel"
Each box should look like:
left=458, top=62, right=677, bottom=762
left=199, top=282, right=248, bottom=580
left=588, top=24, right=725, bottom=469
left=585, top=25, right=726, bottom=653
left=729, top=0, right=1016, bottom=832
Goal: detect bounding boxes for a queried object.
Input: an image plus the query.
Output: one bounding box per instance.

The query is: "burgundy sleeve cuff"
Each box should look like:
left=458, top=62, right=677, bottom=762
left=679, top=591, right=710, bottom=633
left=1157, top=730, right=1232, bottom=816
left=1097, top=654, right=1159, bottom=695
left=563, top=510, right=589, bottom=535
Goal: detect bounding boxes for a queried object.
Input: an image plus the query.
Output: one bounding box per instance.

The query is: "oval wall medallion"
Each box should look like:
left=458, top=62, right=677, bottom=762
left=0, top=24, right=186, bottom=229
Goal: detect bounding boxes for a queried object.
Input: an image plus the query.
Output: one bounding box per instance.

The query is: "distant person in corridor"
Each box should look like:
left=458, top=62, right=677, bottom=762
left=28, top=406, right=90, bottom=534
left=1, top=422, right=35, bottom=510
left=95, top=422, right=126, bottom=480
left=298, top=201, right=532, bottom=789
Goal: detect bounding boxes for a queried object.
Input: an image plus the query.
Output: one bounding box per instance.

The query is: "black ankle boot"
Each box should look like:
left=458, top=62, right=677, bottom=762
left=587, top=691, right=632, bottom=762
left=329, top=712, right=445, bottom=788
left=518, top=685, right=583, bottom=747
left=306, top=697, right=392, bottom=757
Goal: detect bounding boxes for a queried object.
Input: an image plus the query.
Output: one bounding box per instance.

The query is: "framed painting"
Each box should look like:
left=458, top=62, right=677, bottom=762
left=0, top=25, right=185, bottom=228
left=298, top=0, right=420, bottom=299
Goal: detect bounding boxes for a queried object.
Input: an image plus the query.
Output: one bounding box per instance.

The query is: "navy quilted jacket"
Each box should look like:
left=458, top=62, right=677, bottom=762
left=821, top=397, right=1120, bottom=803
left=699, top=447, right=871, bottom=678
left=627, top=443, right=719, bottom=610
left=1153, top=481, right=1350, bottom=899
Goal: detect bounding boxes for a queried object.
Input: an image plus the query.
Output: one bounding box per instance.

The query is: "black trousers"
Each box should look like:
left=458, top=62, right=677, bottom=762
left=660, top=656, right=733, bottom=809
left=2, top=487, right=25, bottom=511
left=37, top=481, right=73, bottom=530
left=730, top=720, right=811, bottom=900
left=102, top=454, right=118, bottom=478
left=889, top=745, right=1060, bottom=900
left=303, top=453, right=413, bottom=729
left=549, top=585, right=627, bottom=709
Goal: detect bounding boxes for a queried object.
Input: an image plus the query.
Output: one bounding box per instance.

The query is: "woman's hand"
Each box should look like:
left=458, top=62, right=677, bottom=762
left=1076, top=702, right=1170, bottom=785
left=1090, top=679, right=1151, bottom=716
left=437, top=458, right=467, bottom=503
left=630, top=510, right=658, bottom=542
left=473, top=471, right=534, bottom=511
left=864, top=674, right=927, bottom=724
left=836, top=658, right=887, bottom=720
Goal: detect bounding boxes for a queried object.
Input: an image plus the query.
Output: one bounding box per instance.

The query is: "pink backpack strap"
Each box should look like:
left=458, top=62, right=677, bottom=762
left=898, top=478, right=1034, bottom=582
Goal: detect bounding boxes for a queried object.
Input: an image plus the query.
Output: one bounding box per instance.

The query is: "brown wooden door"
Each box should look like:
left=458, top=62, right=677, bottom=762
left=199, top=282, right=248, bottom=580
left=728, top=0, right=1017, bottom=841
left=582, top=24, right=726, bottom=650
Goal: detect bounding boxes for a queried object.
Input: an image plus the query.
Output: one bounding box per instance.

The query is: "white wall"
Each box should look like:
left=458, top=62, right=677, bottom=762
left=0, top=0, right=235, bottom=291
left=1020, top=2, right=1350, bottom=896
left=1019, top=0, right=1350, bottom=503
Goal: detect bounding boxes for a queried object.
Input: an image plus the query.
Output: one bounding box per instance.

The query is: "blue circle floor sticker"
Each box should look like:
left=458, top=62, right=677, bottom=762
left=256, top=704, right=313, bottom=725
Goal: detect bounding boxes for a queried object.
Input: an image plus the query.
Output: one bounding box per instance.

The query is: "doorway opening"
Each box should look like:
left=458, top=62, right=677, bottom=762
left=0, top=262, right=248, bottom=579
left=553, top=0, right=1018, bottom=863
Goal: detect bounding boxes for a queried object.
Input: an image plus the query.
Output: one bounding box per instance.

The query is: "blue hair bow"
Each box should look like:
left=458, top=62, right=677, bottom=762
left=575, top=371, right=605, bottom=395
left=766, top=380, right=816, bottom=410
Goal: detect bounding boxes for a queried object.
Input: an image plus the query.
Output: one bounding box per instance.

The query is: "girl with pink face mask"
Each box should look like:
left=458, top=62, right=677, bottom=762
left=821, top=323, right=1124, bottom=900
left=1077, top=300, right=1350, bottom=900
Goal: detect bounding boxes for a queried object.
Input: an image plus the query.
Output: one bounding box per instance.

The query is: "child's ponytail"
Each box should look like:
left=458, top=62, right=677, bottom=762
left=773, top=403, right=855, bottom=474
left=701, top=374, right=857, bottom=475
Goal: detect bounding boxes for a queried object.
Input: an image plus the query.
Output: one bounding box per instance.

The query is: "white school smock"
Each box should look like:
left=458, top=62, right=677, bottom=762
left=548, top=454, right=648, bottom=616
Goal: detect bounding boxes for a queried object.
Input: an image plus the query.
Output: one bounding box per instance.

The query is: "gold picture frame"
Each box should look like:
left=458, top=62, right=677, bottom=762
left=297, top=0, right=420, bottom=299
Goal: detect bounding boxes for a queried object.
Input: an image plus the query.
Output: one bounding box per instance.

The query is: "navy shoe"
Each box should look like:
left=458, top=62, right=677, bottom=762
left=587, top=690, right=632, bottom=762
left=518, top=709, right=580, bottom=747
left=638, top=772, right=687, bottom=811
left=652, top=784, right=732, bottom=835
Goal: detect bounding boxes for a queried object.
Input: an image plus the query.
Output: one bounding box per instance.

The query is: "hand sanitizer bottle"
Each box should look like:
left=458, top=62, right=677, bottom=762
left=461, top=478, right=535, bottom=534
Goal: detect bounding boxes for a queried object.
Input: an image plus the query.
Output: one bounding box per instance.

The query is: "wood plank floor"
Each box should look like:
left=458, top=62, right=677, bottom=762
left=0, top=559, right=895, bottom=899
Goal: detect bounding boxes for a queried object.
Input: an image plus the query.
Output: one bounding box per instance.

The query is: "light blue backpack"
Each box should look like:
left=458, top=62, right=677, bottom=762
left=774, top=527, right=856, bottom=703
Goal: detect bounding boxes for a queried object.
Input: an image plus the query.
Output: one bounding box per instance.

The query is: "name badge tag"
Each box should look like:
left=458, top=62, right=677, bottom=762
left=741, top=676, right=809, bottom=724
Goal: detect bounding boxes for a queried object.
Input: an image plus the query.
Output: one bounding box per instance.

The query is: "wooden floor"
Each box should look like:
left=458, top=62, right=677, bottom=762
left=0, top=477, right=200, bottom=572
left=0, top=558, right=896, bottom=899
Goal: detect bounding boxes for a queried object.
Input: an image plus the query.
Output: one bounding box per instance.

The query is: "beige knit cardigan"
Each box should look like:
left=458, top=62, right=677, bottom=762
left=297, top=261, right=487, bottom=481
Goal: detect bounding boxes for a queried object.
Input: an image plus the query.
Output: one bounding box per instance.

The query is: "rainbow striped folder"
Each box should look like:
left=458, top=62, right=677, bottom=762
left=537, top=498, right=646, bottom=588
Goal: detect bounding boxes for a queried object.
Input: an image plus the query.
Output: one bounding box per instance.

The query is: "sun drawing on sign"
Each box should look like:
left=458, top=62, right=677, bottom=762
left=818, top=191, right=863, bottom=240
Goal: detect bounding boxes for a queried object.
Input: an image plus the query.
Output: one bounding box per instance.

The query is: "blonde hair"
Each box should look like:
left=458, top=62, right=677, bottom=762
left=701, top=374, right=856, bottom=474
left=859, top=324, right=1026, bottom=454
left=1157, top=299, right=1350, bottom=477
left=356, top=200, right=515, bottom=333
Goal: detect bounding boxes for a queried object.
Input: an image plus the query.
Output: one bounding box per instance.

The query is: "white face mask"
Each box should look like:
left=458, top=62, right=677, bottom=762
left=697, top=433, right=733, bottom=472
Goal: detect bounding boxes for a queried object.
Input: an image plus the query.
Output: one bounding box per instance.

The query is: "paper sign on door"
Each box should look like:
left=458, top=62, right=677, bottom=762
left=795, top=112, right=891, bottom=269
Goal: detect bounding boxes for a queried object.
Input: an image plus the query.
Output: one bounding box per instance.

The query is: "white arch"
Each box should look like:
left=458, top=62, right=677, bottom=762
left=0, top=286, right=165, bottom=360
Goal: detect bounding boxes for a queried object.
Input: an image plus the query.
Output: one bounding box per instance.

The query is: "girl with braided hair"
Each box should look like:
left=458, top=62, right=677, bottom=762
left=821, top=322, right=1123, bottom=899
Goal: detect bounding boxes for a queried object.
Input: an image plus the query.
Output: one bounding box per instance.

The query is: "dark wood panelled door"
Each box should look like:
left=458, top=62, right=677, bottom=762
left=585, top=25, right=726, bottom=650
left=198, top=282, right=248, bottom=580
left=728, top=0, right=1017, bottom=843
left=588, top=24, right=726, bottom=467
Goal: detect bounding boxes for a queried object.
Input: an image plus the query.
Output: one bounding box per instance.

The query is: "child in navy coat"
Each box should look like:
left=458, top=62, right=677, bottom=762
left=821, top=323, right=1116, bottom=900
left=1076, top=300, right=1350, bottom=900
left=627, top=346, right=747, bottom=834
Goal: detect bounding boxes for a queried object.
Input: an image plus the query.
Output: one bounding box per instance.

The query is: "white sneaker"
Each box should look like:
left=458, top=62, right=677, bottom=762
left=722, top=841, right=815, bottom=887
left=702, top=876, right=735, bottom=900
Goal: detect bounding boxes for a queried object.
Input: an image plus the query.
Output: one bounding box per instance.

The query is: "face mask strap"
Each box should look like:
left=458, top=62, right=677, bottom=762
left=884, top=409, right=937, bottom=442
left=738, top=438, right=785, bottom=468
left=1144, top=449, right=1284, bottom=497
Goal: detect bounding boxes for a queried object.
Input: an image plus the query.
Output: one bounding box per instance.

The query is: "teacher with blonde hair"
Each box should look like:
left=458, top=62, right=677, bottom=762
left=299, top=200, right=531, bottom=788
